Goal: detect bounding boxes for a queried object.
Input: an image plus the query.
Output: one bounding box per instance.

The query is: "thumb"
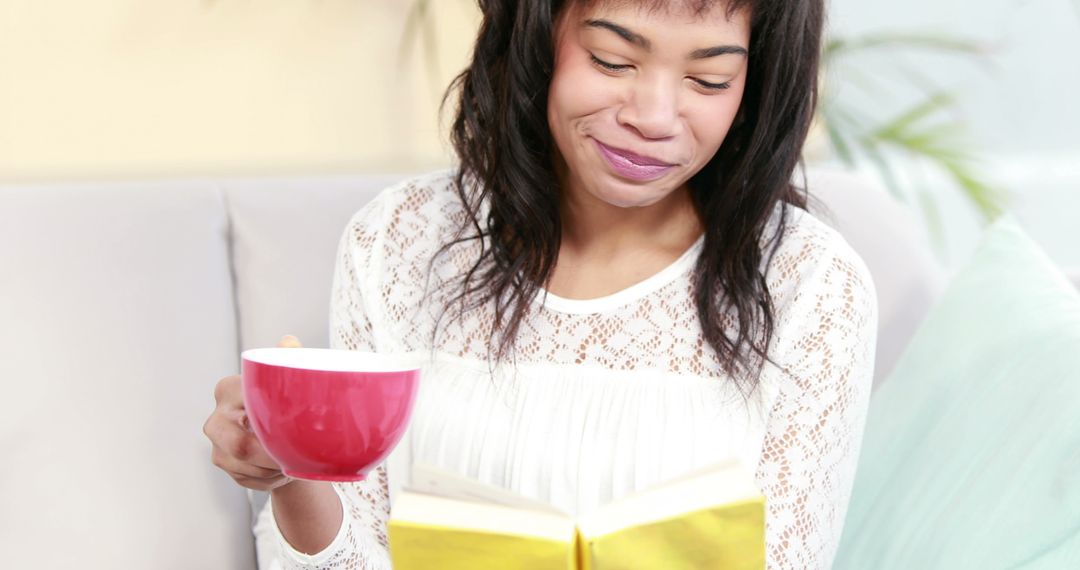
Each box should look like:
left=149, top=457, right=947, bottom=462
left=277, top=334, right=303, bottom=349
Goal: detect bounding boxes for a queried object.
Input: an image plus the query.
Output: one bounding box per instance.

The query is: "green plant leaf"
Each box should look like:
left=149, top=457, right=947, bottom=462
left=818, top=102, right=870, bottom=167
left=825, top=32, right=989, bottom=60
left=817, top=65, right=1006, bottom=227
left=859, top=137, right=907, bottom=204
left=869, top=91, right=955, bottom=140
left=916, top=186, right=947, bottom=258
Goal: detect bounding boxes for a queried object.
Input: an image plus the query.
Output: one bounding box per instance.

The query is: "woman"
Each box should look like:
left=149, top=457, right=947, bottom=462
left=204, top=0, right=878, bottom=568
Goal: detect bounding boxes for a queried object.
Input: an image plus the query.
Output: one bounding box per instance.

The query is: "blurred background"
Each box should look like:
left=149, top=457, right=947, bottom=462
left=0, top=0, right=472, bottom=177
left=2, top=1, right=1078, bottom=568
left=1, top=0, right=1077, bottom=272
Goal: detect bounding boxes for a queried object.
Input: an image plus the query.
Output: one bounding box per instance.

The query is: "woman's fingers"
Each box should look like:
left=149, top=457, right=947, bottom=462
left=208, top=414, right=281, bottom=471
left=219, top=452, right=291, bottom=491
left=277, top=335, right=303, bottom=348
left=211, top=444, right=282, bottom=481
left=213, top=374, right=243, bottom=407
left=204, top=337, right=304, bottom=492
left=237, top=434, right=282, bottom=471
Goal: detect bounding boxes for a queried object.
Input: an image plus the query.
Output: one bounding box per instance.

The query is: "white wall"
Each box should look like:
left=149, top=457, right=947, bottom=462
left=2, top=0, right=1073, bottom=268
left=825, top=0, right=1080, bottom=270
left=0, top=0, right=480, bottom=182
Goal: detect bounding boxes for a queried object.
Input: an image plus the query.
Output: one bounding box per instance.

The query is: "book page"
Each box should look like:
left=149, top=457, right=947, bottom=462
left=391, top=491, right=576, bottom=542
left=577, top=459, right=763, bottom=537
left=407, top=463, right=566, bottom=514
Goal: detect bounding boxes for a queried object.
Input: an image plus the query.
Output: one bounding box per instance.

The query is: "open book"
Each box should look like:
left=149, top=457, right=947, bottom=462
left=388, top=460, right=765, bottom=569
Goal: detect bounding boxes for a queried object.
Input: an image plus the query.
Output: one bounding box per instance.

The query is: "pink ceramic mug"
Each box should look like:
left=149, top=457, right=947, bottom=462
left=241, top=348, right=421, bottom=482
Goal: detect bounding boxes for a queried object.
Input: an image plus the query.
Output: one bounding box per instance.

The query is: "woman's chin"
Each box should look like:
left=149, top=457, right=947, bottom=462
left=595, top=173, right=686, bottom=208
left=590, top=184, right=669, bottom=209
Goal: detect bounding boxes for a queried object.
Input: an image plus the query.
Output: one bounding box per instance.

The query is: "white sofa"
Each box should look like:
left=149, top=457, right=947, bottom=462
left=2, top=167, right=1051, bottom=569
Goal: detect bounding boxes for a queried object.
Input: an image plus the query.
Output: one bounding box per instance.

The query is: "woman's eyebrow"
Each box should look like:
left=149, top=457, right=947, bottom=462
left=689, top=45, right=748, bottom=59
left=583, top=18, right=747, bottom=59
left=584, top=19, right=651, bottom=50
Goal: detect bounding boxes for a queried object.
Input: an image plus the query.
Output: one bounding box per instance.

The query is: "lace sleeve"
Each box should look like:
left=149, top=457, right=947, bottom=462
left=756, top=241, right=879, bottom=569
left=255, top=198, right=394, bottom=570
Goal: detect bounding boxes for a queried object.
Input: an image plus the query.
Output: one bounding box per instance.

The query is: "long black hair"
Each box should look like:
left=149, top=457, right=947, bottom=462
left=437, top=0, right=823, bottom=393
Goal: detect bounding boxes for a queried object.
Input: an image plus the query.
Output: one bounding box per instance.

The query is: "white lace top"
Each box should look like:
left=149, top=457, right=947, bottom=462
left=253, top=170, right=879, bottom=570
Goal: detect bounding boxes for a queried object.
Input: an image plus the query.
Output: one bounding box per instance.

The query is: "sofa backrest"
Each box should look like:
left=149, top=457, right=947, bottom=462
left=221, top=175, right=405, bottom=567
left=0, top=167, right=966, bottom=568
left=223, top=174, right=406, bottom=353
left=0, top=181, right=256, bottom=569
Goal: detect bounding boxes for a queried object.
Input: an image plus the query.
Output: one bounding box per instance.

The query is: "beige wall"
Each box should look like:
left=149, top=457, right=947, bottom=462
left=0, top=0, right=480, bottom=182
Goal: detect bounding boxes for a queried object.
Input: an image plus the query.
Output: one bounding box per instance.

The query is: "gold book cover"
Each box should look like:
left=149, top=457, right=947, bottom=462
left=389, top=460, right=765, bottom=569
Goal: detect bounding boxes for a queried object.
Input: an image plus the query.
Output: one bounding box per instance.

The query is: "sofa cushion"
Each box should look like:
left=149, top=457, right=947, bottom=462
left=223, top=175, right=405, bottom=353
left=0, top=182, right=255, bottom=568
left=223, top=175, right=406, bottom=566
left=834, top=215, right=1080, bottom=568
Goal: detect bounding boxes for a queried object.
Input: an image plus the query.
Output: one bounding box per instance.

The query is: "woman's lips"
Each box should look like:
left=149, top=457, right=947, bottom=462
left=593, top=139, right=677, bottom=182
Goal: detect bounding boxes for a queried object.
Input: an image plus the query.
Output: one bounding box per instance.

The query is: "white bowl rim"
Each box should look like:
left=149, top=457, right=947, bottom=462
left=241, top=347, right=421, bottom=373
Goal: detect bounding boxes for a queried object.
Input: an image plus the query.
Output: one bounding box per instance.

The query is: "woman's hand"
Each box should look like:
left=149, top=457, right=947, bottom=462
left=204, top=335, right=344, bottom=553
left=203, top=334, right=303, bottom=491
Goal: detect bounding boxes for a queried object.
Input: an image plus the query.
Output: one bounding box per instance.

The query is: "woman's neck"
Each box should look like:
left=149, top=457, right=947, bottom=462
left=557, top=179, right=704, bottom=260
left=546, top=176, right=703, bottom=301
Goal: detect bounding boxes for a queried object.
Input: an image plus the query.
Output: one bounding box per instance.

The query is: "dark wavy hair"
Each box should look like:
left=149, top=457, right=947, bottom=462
left=437, top=0, right=823, bottom=393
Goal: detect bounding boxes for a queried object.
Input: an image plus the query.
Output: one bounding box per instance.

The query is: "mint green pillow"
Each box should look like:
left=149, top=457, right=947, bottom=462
left=834, top=215, right=1080, bottom=569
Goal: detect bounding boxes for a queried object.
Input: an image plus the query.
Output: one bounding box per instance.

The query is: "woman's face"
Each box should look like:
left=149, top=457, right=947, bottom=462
left=548, top=1, right=751, bottom=209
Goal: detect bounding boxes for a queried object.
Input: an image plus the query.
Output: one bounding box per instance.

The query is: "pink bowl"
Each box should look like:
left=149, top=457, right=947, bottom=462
left=241, top=348, right=420, bottom=482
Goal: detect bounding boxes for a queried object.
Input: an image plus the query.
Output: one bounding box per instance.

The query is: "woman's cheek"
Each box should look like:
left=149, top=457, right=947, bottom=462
left=556, top=54, right=622, bottom=114
left=695, top=95, right=742, bottom=147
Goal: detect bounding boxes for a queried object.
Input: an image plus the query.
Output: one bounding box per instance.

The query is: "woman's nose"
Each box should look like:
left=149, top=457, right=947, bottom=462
left=618, top=78, right=682, bottom=140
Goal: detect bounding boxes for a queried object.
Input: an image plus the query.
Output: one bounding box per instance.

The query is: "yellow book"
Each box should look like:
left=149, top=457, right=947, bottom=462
left=389, top=460, right=765, bottom=569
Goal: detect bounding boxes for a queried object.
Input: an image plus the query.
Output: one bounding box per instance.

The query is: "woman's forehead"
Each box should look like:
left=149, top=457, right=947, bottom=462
left=578, top=0, right=750, bottom=20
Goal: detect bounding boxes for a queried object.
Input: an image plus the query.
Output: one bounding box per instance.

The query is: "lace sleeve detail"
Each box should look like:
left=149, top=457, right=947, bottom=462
left=260, top=472, right=392, bottom=570
left=258, top=197, right=395, bottom=569
left=327, top=197, right=389, bottom=353
left=756, top=240, right=879, bottom=569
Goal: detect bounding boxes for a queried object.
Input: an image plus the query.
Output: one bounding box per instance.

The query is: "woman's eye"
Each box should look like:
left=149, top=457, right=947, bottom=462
left=590, top=55, right=631, bottom=72
left=692, top=78, right=732, bottom=92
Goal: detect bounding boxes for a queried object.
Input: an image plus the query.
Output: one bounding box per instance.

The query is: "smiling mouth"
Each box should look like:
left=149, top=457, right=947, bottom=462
left=593, top=139, right=678, bottom=182
left=594, top=140, right=676, bottom=167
